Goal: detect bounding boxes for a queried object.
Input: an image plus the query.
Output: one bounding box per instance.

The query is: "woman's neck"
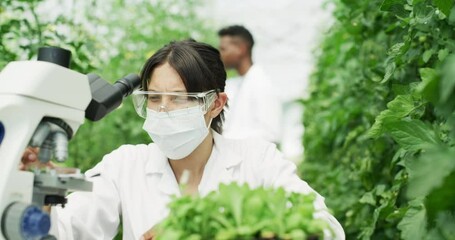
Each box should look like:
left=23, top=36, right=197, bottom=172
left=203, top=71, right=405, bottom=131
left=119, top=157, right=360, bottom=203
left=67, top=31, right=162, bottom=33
left=168, top=132, right=214, bottom=192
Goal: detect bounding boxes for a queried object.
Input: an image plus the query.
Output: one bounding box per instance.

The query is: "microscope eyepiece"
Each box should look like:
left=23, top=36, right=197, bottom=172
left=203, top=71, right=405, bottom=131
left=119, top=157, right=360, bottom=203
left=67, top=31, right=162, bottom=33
left=37, top=47, right=71, bottom=68
left=114, top=73, right=141, bottom=97
left=85, top=73, right=141, bottom=121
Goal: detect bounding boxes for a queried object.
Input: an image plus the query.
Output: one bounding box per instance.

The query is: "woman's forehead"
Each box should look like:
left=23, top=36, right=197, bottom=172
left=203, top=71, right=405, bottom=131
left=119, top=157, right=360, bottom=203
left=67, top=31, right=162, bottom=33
left=148, top=62, right=186, bottom=92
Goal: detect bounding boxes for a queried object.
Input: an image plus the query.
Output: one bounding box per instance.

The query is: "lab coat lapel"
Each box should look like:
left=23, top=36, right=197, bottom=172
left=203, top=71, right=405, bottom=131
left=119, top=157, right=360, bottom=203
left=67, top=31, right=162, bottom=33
left=158, top=162, right=180, bottom=196
left=144, top=144, right=180, bottom=197
left=210, top=131, right=243, bottom=187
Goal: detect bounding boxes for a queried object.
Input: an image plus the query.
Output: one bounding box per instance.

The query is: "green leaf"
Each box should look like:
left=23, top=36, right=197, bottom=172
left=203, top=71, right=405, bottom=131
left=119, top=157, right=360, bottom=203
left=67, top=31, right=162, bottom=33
left=419, top=68, right=438, bottom=86
left=416, top=68, right=439, bottom=104
left=432, top=0, right=454, bottom=16
left=382, top=62, right=396, bottom=83
left=386, top=119, right=440, bottom=151
left=414, top=3, right=436, bottom=24
left=386, top=95, right=416, bottom=115
left=386, top=207, right=408, bottom=222
left=413, top=0, right=425, bottom=4
left=449, top=5, right=455, bottom=24
left=440, top=54, right=455, bottom=102
left=388, top=42, right=406, bottom=57
left=359, top=191, right=376, bottom=206
left=397, top=204, right=427, bottom=240
left=422, top=49, right=434, bottom=63
left=381, top=0, right=408, bottom=17
left=438, top=48, right=449, bottom=61
left=433, top=212, right=455, bottom=239
left=407, top=147, right=455, bottom=198
left=367, top=95, right=416, bottom=137
left=425, top=172, right=455, bottom=225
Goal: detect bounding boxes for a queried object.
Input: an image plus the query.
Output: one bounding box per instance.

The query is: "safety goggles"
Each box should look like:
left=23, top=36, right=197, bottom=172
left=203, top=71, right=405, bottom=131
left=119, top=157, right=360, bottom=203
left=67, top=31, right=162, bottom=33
left=132, top=89, right=217, bottom=118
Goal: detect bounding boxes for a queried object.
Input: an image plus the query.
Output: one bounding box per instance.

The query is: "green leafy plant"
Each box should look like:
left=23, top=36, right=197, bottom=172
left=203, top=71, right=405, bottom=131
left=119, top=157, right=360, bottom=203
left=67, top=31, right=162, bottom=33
left=155, top=183, right=329, bottom=240
left=0, top=0, right=99, bottom=72
left=300, top=0, right=455, bottom=239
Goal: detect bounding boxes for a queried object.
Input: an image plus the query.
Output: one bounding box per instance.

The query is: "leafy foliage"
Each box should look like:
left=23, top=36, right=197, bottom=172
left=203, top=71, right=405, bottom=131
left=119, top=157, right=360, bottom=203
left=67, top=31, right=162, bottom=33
left=0, top=0, right=99, bottom=73
left=155, top=183, right=328, bottom=240
left=300, top=0, right=455, bottom=239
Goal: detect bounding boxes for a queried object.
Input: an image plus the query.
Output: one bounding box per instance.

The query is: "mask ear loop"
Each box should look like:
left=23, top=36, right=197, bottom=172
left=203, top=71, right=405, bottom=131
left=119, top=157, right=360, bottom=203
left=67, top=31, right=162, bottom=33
left=207, top=116, right=213, bottom=130
left=201, top=92, right=216, bottom=130
left=205, top=98, right=214, bottom=129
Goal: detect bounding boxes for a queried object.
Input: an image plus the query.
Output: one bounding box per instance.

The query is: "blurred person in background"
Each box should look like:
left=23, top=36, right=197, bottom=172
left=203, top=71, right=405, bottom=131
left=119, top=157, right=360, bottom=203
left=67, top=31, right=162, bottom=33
left=218, top=25, right=283, bottom=145
left=21, top=39, right=344, bottom=240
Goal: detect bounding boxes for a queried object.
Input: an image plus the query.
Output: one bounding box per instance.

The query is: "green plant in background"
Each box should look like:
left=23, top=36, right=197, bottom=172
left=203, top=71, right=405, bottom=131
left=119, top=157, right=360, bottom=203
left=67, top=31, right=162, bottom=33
left=0, top=0, right=99, bottom=72
left=155, top=183, right=328, bottom=240
left=300, top=0, right=455, bottom=239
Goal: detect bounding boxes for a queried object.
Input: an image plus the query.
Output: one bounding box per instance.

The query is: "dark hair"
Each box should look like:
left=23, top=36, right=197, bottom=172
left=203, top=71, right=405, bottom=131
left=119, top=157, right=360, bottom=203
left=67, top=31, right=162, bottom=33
left=140, top=39, right=227, bottom=133
left=218, top=25, right=255, bottom=54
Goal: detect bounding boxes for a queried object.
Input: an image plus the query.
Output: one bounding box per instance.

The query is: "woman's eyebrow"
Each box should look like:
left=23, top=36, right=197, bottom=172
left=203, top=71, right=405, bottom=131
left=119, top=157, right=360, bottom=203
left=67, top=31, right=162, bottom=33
left=147, top=88, right=186, bottom=93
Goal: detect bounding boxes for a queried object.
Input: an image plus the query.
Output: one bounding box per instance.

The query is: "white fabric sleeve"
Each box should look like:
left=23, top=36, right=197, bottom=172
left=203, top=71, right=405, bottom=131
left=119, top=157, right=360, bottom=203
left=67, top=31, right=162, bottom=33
left=49, top=157, right=121, bottom=240
left=261, top=144, right=345, bottom=240
left=253, top=79, right=283, bottom=144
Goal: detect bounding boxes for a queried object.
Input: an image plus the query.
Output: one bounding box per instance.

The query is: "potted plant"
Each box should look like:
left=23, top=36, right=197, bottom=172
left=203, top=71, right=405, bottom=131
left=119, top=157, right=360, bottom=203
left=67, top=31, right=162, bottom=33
left=155, top=183, right=331, bottom=240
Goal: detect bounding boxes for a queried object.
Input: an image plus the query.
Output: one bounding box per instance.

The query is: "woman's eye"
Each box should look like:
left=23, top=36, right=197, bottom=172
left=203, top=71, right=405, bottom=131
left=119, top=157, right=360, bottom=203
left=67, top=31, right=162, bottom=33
left=148, top=96, right=160, bottom=102
left=174, top=96, right=189, bottom=103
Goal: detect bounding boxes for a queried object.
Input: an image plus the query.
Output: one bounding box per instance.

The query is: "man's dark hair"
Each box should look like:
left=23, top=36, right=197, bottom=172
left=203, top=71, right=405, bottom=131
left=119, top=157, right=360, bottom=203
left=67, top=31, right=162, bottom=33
left=218, top=25, right=255, bottom=54
left=140, top=39, right=227, bottom=133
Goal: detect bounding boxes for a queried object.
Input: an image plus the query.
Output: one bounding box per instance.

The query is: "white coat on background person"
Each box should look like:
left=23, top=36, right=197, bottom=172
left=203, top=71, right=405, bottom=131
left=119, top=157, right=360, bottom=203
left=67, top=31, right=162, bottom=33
left=218, top=25, right=283, bottom=144
left=223, top=64, right=282, bottom=143
left=49, top=130, right=345, bottom=240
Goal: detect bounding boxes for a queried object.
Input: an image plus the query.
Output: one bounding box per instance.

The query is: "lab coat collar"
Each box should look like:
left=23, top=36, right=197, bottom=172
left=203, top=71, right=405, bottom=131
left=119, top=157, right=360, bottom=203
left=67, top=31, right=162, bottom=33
left=143, top=129, right=243, bottom=196
left=144, top=144, right=168, bottom=174
left=212, top=130, right=242, bottom=169
left=145, top=129, right=243, bottom=175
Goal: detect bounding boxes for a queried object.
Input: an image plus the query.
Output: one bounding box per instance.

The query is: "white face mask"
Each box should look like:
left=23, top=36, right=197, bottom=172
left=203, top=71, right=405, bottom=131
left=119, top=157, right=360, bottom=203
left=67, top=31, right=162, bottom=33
left=143, top=106, right=211, bottom=159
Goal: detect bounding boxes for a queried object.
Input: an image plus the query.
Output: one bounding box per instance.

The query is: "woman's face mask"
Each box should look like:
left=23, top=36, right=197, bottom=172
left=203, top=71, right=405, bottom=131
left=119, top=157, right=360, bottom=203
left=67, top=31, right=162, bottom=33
left=142, top=106, right=211, bottom=159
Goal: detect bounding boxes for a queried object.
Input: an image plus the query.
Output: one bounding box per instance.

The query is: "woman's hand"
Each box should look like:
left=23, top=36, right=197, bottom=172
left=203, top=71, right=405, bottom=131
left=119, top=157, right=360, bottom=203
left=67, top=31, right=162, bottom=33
left=19, top=147, right=53, bottom=170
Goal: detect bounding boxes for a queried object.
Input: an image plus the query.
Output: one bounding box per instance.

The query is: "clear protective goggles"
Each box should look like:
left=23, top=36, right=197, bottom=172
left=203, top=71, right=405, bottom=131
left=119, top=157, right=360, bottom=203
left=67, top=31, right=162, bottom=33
left=132, top=89, right=218, bottom=118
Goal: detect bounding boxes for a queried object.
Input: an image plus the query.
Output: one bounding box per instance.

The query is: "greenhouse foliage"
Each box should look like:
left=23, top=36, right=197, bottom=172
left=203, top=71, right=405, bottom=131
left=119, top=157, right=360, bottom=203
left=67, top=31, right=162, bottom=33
left=300, top=0, right=455, bottom=239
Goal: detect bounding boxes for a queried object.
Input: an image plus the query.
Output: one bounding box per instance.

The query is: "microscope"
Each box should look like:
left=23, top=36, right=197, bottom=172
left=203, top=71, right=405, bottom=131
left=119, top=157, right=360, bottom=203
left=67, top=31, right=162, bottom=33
left=0, top=47, right=141, bottom=239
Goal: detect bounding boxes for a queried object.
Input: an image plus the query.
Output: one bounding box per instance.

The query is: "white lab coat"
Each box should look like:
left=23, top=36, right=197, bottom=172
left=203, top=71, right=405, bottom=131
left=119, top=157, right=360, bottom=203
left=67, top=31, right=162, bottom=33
left=50, top=131, right=344, bottom=240
left=223, top=65, right=283, bottom=143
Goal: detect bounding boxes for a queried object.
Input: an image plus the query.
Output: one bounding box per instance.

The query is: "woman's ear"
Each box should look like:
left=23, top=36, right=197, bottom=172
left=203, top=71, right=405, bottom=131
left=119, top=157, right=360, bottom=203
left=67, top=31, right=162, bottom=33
left=209, top=92, right=227, bottom=118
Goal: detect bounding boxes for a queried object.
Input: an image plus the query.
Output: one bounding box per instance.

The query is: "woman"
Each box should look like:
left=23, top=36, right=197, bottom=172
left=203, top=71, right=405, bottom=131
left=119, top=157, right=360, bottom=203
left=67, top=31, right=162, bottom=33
left=24, top=40, right=344, bottom=239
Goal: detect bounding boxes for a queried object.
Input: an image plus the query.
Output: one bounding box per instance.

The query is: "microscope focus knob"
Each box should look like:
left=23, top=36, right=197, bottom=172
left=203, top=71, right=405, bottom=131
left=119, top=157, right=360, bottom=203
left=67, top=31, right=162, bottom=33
left=2, top=202, right=50, bottom=240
